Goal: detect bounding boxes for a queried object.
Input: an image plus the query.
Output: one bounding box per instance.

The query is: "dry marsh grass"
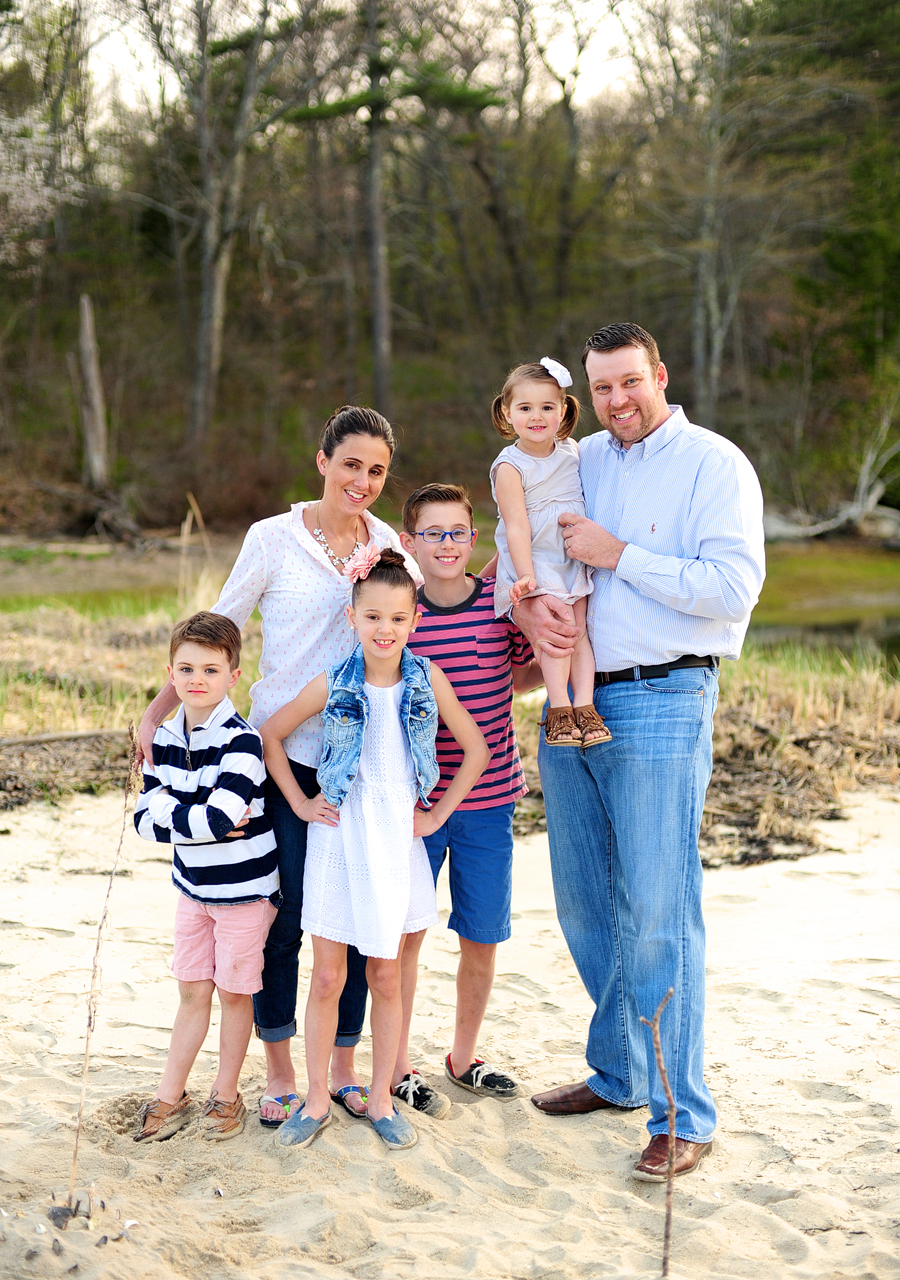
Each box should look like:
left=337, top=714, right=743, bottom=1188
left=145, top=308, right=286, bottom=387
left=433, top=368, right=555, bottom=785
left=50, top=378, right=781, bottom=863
left=1, top=597, right=897, bottom=867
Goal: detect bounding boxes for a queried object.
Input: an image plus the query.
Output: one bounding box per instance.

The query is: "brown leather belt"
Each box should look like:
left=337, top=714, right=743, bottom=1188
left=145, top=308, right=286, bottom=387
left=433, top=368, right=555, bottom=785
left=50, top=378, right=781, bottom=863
left=594, top=655, right=719, bottom=686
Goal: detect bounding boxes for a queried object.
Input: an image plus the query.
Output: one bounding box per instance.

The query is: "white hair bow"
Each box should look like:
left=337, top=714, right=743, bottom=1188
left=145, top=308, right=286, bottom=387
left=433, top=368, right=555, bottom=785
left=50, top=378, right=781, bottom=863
left=540, top=356, right=573, bottom=389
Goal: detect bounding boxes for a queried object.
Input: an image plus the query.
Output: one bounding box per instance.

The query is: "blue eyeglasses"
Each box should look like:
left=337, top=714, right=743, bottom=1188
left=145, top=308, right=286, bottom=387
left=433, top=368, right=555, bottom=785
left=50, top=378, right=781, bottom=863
left=415, top=529, right=476, bottom=544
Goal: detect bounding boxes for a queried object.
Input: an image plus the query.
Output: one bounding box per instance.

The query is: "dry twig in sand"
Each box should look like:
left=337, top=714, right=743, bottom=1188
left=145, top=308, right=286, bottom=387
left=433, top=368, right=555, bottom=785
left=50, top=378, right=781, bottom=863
left=640, top=988, right=676, bottom=1278
left=65, top=725, right=142, bottom=1212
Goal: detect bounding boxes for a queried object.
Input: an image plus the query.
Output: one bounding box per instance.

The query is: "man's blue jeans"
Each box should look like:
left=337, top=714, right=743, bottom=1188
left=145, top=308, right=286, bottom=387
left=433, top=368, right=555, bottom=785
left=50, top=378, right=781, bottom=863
left=253, top=760, right=368, bottom=1046
left=538, top=666, right=718, bottom=1142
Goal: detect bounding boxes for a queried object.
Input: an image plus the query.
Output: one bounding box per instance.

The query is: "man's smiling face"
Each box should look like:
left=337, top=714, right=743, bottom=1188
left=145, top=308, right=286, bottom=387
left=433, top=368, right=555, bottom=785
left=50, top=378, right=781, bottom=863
left=584, top=346, right=670, bottom=448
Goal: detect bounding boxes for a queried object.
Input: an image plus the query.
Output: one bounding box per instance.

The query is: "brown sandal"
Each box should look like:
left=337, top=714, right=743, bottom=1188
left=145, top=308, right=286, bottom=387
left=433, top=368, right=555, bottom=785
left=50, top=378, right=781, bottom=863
left=200, top=1090, right=247, bottom=1141
left=133, top=1091, right=194, bottom=1142
left=540, top=706, right=582, bottom=745
left=573, top=705, right=612, bottom=747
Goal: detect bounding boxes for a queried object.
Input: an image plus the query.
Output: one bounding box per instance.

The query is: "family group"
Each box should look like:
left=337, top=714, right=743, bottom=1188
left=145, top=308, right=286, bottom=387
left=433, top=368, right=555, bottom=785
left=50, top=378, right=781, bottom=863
left=131, top=322, right=766, bottom=1181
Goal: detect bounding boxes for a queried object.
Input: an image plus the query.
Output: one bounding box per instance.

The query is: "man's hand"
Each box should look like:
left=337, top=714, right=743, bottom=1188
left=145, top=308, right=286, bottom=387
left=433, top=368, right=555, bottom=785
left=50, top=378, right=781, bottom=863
left=513, top=595, right=579, bottom=660
left=559, top=512, right=627, bottom=571
left=414, top=808, right=442, bottom=839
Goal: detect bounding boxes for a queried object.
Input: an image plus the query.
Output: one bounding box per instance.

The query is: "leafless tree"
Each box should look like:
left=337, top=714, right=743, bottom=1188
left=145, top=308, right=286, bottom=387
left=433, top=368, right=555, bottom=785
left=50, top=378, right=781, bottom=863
left=132, top=0, right=348, bottom=450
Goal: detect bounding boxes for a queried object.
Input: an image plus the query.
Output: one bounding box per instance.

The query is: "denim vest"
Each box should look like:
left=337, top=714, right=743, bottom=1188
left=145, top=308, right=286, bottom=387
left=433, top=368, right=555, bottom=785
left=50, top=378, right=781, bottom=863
left=316, top=643, right=440, bottom=809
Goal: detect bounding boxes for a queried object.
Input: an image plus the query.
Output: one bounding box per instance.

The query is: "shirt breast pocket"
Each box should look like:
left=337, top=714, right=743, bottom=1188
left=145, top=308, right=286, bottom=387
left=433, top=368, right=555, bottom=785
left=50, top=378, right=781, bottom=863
left=475, top=633, right=508, bottom=670
left=322, top=702, right=363, bottom=740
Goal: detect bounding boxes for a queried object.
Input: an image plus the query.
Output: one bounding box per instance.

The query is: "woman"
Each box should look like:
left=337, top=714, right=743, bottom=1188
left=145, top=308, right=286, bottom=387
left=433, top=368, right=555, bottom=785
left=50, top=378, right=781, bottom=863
left=138, top=405, right=416, bottom=1125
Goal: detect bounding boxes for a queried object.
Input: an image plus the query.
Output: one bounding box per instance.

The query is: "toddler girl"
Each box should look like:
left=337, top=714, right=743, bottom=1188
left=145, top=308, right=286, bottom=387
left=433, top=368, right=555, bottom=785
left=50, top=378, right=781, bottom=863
left=490, top=357, right=611, bottom=747
left=260, top=548, right=488, bottom=1151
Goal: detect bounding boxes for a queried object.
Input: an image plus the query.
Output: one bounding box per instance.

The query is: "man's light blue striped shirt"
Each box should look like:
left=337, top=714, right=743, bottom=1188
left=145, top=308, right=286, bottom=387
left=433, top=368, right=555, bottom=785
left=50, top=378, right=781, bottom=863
left=578, top=406, right=765, bottom=670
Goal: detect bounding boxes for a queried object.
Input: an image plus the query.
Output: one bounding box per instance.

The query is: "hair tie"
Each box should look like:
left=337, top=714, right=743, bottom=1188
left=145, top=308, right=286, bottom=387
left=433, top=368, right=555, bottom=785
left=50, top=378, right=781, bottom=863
left=540, top=356, right=573, bottom=389
left=345, top=543, right=381, bottom=582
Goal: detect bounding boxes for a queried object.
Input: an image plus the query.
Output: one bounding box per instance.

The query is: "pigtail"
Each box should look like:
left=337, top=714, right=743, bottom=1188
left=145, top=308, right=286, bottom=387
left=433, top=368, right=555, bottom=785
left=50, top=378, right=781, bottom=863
left=557, top=393, right=581, bottom=440
left=491, top=394, right=516, bottom=439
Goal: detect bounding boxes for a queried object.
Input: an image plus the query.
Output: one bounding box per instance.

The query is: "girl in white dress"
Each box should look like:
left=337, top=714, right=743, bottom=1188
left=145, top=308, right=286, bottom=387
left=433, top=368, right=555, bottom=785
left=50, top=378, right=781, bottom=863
left=491, top=358, right=611, bottom=748
left=261, top=549, right=489, bottom=1152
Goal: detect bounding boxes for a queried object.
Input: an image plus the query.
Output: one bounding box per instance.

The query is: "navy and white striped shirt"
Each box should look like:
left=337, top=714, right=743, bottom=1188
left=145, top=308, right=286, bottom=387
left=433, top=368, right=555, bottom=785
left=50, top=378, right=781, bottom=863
left=134, top=696, right=279, bottom=905
left=579, top=406, right=765, bottom=669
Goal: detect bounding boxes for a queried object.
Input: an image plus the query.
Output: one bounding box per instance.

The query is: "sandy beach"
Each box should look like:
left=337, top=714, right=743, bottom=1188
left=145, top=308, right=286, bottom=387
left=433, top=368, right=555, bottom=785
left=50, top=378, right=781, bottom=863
left=0, top=787, right=898, bottom=1280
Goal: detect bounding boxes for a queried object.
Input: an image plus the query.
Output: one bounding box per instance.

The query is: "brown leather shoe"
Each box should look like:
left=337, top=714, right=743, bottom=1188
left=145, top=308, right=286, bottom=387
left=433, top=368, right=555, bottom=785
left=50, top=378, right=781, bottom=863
left=530, top=1080, right=617, bottom=1114
left=633, top=1133, right=712, bottom=1181
left=133, top=1092, right=194, bottom=1142
left=200, top=1090, right=247, bottom=1141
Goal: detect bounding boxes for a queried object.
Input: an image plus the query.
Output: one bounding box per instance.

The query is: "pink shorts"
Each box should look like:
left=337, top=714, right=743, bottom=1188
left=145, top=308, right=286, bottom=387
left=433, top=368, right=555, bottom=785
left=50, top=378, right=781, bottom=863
left=172, top=895, right=278, bottom=995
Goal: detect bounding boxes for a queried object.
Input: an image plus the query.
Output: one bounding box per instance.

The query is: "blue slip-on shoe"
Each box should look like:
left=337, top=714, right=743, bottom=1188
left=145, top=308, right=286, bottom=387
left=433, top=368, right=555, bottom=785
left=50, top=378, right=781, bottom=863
left=369, top=1106, right=417, bottom=1150
left=277, top=1104, right=331, bottom=1149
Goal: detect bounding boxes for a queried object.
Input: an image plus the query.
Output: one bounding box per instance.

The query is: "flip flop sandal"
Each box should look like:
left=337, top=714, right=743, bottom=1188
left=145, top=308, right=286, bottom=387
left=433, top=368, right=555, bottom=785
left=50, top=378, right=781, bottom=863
left=258, top=1092, right=301, bottom=1128
left=330, top=1084, right=369, bottom=1118
left=573, top=705, right=612, bottom=747
left=540, top=706, right=582, bottom=746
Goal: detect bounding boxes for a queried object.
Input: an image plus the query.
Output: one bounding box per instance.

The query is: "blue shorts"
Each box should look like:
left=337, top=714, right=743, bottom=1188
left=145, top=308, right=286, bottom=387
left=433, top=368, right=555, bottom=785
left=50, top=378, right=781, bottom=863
left=422, top=802, right=515, bottom=944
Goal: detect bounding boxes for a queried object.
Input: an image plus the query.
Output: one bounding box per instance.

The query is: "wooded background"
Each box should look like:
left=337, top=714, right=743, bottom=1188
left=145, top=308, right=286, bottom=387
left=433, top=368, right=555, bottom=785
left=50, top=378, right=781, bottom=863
left=1, top=0, right=899, bottom=530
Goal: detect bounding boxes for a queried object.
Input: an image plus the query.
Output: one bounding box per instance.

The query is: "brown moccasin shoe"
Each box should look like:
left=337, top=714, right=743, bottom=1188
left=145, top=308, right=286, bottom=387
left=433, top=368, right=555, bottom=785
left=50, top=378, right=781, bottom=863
left=632, top=1133, right=712, bottom=1181
left=133, top=1092, right=194, bottom=1143
left=200, top=1090, right=247, bottom=1141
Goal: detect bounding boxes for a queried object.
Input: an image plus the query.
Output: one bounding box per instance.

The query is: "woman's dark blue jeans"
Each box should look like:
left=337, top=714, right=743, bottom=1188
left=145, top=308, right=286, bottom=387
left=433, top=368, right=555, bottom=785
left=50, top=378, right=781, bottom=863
left=253, top=760, right=369, bottom=1046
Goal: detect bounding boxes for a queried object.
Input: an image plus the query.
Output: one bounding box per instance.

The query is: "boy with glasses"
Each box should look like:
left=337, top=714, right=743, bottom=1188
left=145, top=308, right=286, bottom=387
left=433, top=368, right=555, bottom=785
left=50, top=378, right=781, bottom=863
left=394, top=483, right=542, bottom=1110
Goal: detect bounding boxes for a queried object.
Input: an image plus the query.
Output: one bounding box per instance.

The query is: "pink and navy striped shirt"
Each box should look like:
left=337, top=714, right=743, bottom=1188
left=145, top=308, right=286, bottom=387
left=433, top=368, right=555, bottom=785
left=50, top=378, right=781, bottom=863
left=407, top=576, right=533, bottom=810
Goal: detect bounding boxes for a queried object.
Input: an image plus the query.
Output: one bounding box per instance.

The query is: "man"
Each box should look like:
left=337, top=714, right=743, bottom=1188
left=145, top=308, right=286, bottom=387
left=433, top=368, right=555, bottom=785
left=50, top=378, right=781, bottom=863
left=514, top=322, right=765, bottom=1181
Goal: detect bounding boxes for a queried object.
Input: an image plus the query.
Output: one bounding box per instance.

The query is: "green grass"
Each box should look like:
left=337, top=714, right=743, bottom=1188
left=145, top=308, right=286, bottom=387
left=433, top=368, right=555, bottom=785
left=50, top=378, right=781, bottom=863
left=756, top=540, right=900, bottom=626
left=0, top=589, right=181, bottom=618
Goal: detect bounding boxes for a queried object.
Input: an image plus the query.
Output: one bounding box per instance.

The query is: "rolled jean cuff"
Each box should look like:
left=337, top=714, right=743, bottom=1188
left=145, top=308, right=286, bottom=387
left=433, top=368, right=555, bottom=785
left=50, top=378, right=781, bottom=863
left=255, top=1018, right=296, bottom=1043
left=648, top=1124, right=716, bottom=1144
left=334, top=1029, right=362, bottom=1048
left=587, top=1072, right=647, bottom=1109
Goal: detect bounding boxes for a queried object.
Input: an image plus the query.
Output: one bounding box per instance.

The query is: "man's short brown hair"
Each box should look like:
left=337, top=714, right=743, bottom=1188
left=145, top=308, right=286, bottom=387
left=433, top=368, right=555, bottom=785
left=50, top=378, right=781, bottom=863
left=402, top=483, right=474, bottom=534
left=169, top=611, right=242, bottom=670
left=581, top=323, right=661, bottom=376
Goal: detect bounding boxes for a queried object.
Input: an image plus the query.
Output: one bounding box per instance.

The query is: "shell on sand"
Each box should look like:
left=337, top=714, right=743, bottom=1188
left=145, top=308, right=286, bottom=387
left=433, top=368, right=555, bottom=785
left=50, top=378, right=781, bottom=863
left=0, top=792, right=897, bottom=1279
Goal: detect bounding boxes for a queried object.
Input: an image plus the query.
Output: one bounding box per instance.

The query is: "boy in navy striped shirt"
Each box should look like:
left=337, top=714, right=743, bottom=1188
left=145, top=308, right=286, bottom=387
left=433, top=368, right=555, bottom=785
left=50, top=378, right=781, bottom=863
left=396, top=484, right=542, bottom=1113
left=133, top=612, right=278, bottom=1143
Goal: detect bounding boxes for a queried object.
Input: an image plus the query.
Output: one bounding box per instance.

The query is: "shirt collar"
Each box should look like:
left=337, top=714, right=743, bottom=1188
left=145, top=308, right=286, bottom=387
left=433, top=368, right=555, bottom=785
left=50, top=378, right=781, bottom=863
left=601, top=404, right=686, bottom=459
left=164, top=695, right=236, bottom=742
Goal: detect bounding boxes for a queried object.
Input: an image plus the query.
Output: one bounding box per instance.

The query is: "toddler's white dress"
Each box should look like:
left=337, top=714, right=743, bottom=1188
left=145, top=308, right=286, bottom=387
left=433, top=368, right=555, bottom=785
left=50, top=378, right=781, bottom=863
left=301, top=680, right=438, bottom=960
left=490, top=437, right=593, bottom=618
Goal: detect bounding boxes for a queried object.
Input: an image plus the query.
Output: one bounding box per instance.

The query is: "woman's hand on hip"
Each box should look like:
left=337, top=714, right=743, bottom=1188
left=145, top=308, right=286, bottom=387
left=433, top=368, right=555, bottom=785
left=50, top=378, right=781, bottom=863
left=513, top=595, right=579, bottom=659
left=297, top=794, right=340, bottom=827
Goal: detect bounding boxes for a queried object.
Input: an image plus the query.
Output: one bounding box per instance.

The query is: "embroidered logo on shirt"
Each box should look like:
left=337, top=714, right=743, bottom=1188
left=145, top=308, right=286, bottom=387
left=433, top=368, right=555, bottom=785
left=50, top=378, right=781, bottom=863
left=651, top=523, right=656, bottom=533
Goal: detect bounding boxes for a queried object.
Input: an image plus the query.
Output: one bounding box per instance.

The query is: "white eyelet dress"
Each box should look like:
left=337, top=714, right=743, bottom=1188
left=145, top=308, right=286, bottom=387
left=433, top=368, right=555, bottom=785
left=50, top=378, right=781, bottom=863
left=300, top=681, right=439, bottom=960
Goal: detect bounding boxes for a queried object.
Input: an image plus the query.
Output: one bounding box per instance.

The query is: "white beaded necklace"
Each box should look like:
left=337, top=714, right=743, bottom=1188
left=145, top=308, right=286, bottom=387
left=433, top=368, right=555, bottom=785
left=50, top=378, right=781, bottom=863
left=312, top=503, right=363, bottom=573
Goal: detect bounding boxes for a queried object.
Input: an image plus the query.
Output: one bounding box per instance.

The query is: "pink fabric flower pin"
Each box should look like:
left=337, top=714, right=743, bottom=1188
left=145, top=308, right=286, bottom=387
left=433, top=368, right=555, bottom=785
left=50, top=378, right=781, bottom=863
left=345, top=543, right=381, bottom=583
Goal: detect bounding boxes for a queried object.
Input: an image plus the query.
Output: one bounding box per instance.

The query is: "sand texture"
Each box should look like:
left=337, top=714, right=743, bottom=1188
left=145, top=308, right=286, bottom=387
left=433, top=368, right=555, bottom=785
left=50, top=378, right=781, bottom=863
left=0, top=790, right=898, bottom=1279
